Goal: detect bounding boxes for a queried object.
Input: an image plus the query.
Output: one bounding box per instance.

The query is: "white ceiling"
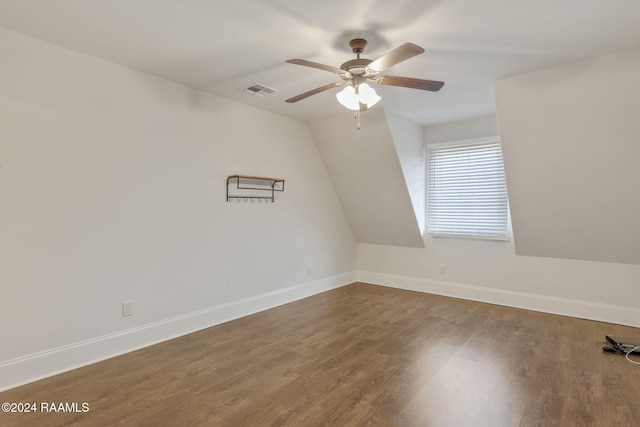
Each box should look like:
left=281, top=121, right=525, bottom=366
left=2, top=0, right=640, bottom=126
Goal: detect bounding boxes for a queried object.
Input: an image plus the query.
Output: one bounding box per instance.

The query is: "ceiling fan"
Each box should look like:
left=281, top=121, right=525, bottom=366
left=285, top=38, right=444, bottom=112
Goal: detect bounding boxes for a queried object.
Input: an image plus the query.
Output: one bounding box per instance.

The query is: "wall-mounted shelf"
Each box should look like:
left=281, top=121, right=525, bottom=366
left=226, top=175, right=285, bottom=203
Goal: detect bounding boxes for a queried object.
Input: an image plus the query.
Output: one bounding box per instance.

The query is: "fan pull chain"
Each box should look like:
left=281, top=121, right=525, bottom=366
left=354, top=110, right=360, bottom=130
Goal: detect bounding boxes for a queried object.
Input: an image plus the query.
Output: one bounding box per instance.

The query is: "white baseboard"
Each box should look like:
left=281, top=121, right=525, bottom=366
left=358, top=270, right=640, bottom=328
left=0, top=272, right=356, bottom=392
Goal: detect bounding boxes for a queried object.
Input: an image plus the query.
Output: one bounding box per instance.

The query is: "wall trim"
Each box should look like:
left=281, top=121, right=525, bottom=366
left=357, top=270, right=640, bottom=328
left=0, top=272, right=356, bottom=392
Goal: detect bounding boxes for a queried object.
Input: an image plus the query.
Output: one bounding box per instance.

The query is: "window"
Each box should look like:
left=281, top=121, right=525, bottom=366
left=426, top=139, right=509, bottom=241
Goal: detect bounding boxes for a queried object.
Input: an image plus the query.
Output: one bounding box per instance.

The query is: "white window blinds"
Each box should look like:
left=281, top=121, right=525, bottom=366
left=427, top=140, right=509, bottom=240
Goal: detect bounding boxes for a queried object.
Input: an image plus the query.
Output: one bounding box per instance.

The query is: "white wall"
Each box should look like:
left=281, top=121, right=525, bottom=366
left=495, top=48, right=640, bottom=265
left=358, top=115, right=640, bottom=328
left=385, top=110, right=426, bottom=235
left=425, top=114, right=499, bottom=144
left=0, top=27, right=356, bottom=390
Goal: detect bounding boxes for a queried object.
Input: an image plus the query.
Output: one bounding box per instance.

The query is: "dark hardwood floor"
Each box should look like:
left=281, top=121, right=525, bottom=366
left=2, top=282, right=640, bottom=426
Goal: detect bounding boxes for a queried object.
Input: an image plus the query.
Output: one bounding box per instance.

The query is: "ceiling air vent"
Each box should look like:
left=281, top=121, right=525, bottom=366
left=241, top=83, right=278, bottom=98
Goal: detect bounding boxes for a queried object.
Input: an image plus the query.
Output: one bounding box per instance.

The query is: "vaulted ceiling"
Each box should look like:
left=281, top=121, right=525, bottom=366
left=2, top=0, right=640, bottom=126
left=3, top=1, right=640, bottom=266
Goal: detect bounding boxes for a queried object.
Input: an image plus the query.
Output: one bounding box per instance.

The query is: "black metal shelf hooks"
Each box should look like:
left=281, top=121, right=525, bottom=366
left=226, top=175, right=285, bottom=203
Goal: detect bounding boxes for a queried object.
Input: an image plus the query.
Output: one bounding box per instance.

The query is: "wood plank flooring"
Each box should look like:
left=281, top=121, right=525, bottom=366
left=2, top=282, right=640, bottom=426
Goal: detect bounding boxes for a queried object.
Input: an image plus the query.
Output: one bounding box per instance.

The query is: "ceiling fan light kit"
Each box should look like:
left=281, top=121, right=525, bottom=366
left=285, top=38, right=444, bottom=128
left=336, top=82, right=381, bottom=110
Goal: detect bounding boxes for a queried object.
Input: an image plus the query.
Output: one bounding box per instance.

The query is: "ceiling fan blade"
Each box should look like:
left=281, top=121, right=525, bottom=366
left=378, top=76, right=444, bottom=91
left=367, top=43, right=425, bottom=73
left=286, top=59, right=346, bottom=75
left=285, top=82, right=344, bottom=103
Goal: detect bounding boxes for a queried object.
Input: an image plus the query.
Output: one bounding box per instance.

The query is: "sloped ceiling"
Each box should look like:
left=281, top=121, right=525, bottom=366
left=309, top=109, right=424, bottom=248
left=2, top=1, right=640, bottom=262
left=1, top=1, right=640, bottom=126
left=495, top=48, right=640, bottom=265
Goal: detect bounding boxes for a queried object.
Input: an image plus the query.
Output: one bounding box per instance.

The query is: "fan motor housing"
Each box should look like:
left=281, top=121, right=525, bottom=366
left=340, top=58, right=373, bottom=75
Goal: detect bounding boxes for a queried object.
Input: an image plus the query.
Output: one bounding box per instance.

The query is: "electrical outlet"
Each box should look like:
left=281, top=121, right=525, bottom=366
left=122, top=301, right=134, bottom=317
left=306, top=266, right=312, bottom=275
left=440, top=264, right=447, bottom=275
